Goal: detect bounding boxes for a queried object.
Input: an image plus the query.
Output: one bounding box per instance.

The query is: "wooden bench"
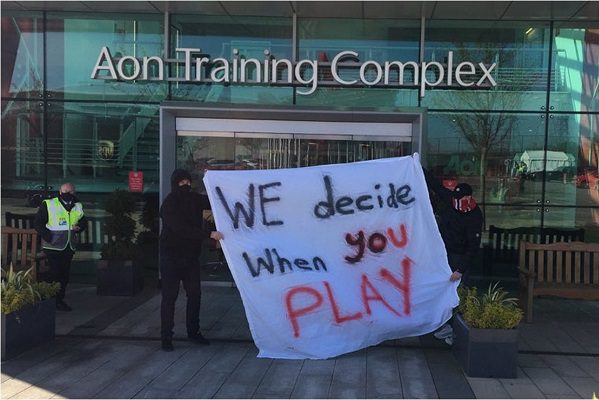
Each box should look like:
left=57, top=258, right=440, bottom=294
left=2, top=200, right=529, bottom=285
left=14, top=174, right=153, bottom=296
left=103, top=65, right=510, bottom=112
left=518, top=241, right=599, bottom=322
left=4, top=212, right=110, bottom=252
left=1, top=227, right=39, bottom=280
left=483, top=225, right=585, bottom=274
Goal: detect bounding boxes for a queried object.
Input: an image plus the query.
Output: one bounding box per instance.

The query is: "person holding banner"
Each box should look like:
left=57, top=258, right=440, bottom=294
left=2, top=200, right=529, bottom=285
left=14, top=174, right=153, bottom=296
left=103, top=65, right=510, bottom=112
left=423, top=168, right=483, bottom=344
left=159, top=168, right=223, bottom=352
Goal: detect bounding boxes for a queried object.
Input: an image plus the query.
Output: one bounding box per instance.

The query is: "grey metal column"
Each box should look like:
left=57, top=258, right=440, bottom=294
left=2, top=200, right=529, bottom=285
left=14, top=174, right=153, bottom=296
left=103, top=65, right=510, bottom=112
left=159, top=108, right=176, bottom=206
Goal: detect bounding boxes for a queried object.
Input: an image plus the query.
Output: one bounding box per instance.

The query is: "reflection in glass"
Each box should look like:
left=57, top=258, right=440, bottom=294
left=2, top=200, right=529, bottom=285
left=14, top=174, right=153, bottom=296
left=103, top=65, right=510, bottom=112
left=177, top=135, right=409, bottom=193
left=298, top=18, right=420, bottom=107
left=543, top=206, right=599, bottom=244
left=1, top=100, right=44, bottom=190
left=552, top=24, right=599, bottom=112
left=427, top=112, right=548, bottom=206
left=546, top=112, right=599, bottom=207
left=1, top=13, right=44, bottom=98
left=483, top=206, right=542, bottom=232
left=169, top=14, right=293, bottom=103
left=46, top=13, right=165, bottom=102
left=422, top=20, right=551, bottom=111
left=44, top=102, right=160, bottom=192
left=298, top=18, right=419, bottom=62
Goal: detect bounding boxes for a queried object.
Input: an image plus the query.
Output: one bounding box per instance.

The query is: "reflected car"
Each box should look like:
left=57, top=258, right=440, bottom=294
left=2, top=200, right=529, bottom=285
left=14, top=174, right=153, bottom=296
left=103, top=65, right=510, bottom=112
left=576, top=167, right=599, bottom=189
left=206, top=159, right=237, bottom=170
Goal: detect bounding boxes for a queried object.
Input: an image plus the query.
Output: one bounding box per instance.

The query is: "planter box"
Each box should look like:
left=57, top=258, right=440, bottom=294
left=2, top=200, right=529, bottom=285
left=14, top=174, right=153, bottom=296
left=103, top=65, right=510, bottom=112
left=452, top=313, right=518, bottom=378
left=1, top=298, right=56, bottom=361
left=97, top=259, right=144, bottom=296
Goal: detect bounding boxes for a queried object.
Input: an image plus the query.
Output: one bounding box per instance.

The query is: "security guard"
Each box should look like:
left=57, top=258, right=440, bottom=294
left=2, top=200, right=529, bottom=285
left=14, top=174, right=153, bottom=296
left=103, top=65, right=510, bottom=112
left=34, top=182, right=86, bottom=311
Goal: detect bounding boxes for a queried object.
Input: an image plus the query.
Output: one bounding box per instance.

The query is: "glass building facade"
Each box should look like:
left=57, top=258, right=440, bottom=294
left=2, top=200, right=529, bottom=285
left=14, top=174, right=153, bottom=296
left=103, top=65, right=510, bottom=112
left=2, top=2, right=598, bottom=282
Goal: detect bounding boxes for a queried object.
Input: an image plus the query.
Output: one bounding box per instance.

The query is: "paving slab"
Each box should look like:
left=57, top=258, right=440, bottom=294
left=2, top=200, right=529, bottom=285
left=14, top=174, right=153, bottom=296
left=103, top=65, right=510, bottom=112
left=94, top=343, right=187, bottom=398
left=562, top=376, right=599, bottom=399
left=523, top=367, right=580, bottom=398
left=253, top=359, right=304, bottom=398
left=425, top=349, right=475, bottom=399
left=465, top=377, right=510, bottom=399
left=539, top=354, right=590, bottom=378
left=289, top=359, right=335, bottom=399
left=148, top=343, right=221, bottom=391
left=365, top=346, right=403, bottom=399
left=53, top=341, right=154, bottom=398
left=397, top=347, right=438, bottom=399
left=212, top=347, right=273, bottom=399
left=328, top=350, right=367, bottom=399
left=569, top=356, right=599, bottom=381
left=176, top=342, right=250, bottom=399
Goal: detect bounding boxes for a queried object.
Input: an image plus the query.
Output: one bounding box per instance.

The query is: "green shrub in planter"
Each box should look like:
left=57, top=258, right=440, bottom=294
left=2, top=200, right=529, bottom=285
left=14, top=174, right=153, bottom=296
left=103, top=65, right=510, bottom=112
left=1, top=266, right=59, bottom=314
left=97, top=190, right=143, bottom=296
left=457, top=282, right=523, bottom=329
left=1, top=266, right=59, bottom=360
left=101, top=189, right=139, bottom=261
left=453, top=282, right=524, bottom=378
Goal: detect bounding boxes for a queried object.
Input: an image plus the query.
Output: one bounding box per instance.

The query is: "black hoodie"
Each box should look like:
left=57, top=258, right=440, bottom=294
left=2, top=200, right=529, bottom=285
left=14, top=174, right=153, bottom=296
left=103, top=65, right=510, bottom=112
left=423, top=168, right=483, bottom=274
left=159, top=169, right=211, bottom=256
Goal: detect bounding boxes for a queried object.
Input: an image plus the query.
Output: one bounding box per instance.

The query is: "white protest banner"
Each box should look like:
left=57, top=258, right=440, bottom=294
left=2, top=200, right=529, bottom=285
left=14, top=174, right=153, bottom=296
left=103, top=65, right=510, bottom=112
left=203, top=154, right=459, bottom=359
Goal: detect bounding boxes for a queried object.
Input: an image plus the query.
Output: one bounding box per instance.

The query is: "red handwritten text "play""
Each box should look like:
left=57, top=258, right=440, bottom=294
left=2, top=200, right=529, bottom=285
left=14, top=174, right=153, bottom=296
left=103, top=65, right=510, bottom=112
left=285, top=257, right=412, bottom=338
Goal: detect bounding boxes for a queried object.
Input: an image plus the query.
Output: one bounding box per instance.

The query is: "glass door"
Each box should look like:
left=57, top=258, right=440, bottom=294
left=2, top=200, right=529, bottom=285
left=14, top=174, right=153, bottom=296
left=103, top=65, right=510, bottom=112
left=176, top=131, right=411, bottom=282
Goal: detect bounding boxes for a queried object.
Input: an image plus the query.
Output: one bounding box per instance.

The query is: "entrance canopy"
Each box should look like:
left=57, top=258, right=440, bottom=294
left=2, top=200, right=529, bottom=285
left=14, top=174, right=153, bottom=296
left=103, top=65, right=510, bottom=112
left=3, top=2, right=596, bottom=21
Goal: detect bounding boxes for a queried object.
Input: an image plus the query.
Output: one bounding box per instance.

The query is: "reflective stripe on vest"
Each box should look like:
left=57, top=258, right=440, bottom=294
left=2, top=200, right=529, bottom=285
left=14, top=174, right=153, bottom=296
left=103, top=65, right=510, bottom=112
left=42, top=197, right=84, bottom=251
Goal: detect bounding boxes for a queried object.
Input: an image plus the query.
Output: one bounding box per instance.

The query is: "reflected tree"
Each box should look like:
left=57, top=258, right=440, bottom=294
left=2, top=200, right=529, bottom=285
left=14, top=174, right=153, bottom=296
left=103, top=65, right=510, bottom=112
left=433, top=43, right=524, bottom=204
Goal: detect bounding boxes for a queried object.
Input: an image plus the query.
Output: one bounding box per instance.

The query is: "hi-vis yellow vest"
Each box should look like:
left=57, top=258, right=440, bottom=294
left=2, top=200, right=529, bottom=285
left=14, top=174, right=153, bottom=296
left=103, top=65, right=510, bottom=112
left=42, top=197, right=84, bottom=251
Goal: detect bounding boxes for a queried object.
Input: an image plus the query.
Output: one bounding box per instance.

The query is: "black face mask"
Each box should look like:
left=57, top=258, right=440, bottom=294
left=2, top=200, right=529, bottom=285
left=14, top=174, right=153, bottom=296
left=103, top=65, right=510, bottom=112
left=177, top=184, right=191, bottom=193
left=60, top=192, right=74, bottom=203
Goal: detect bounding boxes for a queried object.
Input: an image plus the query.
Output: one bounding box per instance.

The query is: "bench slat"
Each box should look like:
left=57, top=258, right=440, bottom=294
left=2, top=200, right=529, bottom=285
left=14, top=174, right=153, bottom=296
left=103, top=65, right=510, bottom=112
left=11, top=233, right=18, bottom=269
left=574, top=251, right=581, bottom=284
left=593, top=252, right=599, bottom=285
left=1, top=228, right=38, bottom=279
left=556, top=250, right=563, bottom=283
left=528, top=249, right=536, bottom=281
left=546, top=250, right=554, bottom=283
left=1, top=233, right=8, bottom=266
left=566, top=250, right=572, bottom=283
left=20, top=233, right=27, bottom=269
left=538, top=249, right=545, bottom=283
left=583, top=252, right=590, bottom=285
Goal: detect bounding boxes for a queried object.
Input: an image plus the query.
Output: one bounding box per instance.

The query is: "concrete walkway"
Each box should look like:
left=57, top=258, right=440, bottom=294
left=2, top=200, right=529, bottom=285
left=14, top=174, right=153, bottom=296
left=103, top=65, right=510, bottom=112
left=1, top=283, right=598, bottom=399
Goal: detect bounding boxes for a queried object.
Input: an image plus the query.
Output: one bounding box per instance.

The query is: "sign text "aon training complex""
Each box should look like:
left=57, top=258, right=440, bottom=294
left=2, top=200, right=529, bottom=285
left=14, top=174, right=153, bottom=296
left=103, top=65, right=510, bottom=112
left=91, top=47, right=497, bottom=97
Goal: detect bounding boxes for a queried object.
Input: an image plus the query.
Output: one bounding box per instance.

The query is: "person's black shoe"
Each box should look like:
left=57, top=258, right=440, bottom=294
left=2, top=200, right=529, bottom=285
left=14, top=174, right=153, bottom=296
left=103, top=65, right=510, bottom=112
left=56, top=300, right=72, bottom=312
left=188, top=332, right=210, bottom=345
left=161, top=339, right=174, bottom=352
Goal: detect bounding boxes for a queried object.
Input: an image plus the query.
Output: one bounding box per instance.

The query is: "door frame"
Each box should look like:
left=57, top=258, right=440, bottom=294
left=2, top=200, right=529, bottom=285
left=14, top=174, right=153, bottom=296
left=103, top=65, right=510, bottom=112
left=159, top=102, right=425, bottom=204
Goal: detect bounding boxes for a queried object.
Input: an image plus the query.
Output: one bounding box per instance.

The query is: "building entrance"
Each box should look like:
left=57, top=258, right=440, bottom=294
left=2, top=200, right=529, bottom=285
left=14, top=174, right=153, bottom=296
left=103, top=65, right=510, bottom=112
left=160, top=104, right=424, bottom=283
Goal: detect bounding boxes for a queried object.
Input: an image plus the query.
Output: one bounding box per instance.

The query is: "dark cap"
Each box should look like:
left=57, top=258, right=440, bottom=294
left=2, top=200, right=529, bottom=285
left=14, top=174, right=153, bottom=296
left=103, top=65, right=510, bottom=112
left=453, top=183, right=473, bottom=199
left=170, top=168, right=192, bottom=189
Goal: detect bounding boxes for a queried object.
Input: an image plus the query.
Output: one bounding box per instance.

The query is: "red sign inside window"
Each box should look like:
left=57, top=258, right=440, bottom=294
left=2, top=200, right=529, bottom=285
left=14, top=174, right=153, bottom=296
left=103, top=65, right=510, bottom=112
left=128, top=171, right=144, bottom=193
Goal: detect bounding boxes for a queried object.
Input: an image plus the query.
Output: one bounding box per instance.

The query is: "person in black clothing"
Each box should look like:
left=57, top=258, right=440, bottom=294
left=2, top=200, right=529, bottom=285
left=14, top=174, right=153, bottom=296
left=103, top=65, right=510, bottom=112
left=423, top=168, right=483, bottom=344
left=160, top=169, right=223, bottom=352
left=34, top=182, right=87, bottom=311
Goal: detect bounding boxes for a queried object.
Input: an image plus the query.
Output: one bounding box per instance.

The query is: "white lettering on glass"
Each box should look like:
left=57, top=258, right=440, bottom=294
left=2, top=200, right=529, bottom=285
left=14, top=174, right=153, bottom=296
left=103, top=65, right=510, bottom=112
left=90, top=47, right=498, bottom=97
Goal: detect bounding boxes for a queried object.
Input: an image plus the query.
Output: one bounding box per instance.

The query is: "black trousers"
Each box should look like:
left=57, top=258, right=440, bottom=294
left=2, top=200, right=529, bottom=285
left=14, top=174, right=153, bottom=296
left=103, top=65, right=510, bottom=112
left=44, top=248, right=75, bottom=301
left=160, top=249, right=202, bottom=340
